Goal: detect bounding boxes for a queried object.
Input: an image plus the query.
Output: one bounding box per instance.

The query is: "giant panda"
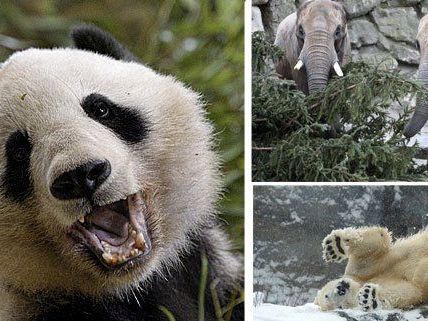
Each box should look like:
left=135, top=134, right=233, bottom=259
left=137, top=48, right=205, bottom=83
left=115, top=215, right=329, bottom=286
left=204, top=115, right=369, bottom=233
left=0, top=25, right=243, bottom=321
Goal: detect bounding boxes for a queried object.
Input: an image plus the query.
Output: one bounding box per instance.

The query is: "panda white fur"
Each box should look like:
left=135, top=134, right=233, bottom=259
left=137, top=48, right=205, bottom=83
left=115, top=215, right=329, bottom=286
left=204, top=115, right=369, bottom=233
left=0, top=25, right=243, bottom=321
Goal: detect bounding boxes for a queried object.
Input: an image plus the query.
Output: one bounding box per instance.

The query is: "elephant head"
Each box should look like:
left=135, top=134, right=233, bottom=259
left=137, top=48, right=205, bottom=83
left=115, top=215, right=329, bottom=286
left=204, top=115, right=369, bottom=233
left=404, top=15, right=428, bottom=138
left=295, top=0, right=348, bottom=94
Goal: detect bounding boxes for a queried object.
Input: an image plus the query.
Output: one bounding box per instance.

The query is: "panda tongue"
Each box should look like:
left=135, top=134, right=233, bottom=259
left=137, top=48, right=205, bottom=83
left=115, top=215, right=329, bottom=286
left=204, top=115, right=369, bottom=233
left=89, top=207, right=129, bottom=246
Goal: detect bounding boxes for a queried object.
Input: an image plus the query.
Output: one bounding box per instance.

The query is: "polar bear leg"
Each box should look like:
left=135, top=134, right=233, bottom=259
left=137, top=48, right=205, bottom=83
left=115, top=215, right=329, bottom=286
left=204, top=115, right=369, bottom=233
left=413, top=258, right=428, bottom=289
left=358, top=280, right=423, bottom=311
left=322, top=227, right=391, bottom=262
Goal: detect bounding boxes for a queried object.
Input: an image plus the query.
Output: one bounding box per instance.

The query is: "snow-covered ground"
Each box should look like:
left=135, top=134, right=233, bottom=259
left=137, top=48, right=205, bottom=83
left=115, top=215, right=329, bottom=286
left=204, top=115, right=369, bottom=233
left=253, top=302, right=428, bottom=321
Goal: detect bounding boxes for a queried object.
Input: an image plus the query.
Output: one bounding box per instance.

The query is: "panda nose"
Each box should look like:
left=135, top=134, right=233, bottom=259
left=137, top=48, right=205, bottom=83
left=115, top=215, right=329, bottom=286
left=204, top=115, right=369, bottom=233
left=50, top=160, right=111, bottom=200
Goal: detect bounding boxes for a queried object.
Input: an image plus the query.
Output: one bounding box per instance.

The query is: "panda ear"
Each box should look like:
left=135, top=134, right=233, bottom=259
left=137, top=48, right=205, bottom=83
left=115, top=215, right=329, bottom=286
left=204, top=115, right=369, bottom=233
left=71, top=24, right=138, bottom=62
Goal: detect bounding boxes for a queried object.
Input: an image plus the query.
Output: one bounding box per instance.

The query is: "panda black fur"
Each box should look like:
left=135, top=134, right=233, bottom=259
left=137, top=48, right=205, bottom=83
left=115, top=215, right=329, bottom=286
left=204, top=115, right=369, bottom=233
left=0, top=25, right=243, bottom=321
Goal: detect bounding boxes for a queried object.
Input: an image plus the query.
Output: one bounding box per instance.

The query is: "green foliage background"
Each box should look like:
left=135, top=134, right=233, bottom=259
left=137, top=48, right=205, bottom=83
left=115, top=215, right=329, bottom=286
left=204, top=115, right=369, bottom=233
left=0, top=0, right=244, bottom=249
left=252, top=32, right=428, bottom=182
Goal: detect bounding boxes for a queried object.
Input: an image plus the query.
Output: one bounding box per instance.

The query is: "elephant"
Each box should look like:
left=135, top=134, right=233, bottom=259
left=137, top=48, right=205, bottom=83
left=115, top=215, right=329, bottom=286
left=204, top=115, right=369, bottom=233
left=404, top=15, right=428, bottom=138
left=274, top=0, right=351, bottom=95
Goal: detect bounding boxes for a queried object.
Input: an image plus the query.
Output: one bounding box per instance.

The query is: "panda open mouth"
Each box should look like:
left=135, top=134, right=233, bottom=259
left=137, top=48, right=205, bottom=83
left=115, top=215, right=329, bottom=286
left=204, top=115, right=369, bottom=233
left=70, top=191, right=152, bottom=269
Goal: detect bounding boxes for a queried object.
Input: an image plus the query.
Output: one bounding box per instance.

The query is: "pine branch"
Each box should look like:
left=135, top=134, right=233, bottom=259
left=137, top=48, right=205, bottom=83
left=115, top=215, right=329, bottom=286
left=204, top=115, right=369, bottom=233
left=252, top=32, right=428, bottom=182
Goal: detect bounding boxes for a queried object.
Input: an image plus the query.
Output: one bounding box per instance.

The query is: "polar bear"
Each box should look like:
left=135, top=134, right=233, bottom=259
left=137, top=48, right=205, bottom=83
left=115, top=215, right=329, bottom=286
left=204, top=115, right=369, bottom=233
left=0, top=25, right=243, bottom=320
left=315, top=226, right=428, bottom=311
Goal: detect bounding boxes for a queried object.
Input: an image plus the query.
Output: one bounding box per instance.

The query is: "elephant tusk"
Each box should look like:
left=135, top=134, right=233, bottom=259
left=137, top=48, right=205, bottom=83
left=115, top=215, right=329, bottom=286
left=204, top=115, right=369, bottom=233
left=333, top=62, right=344, bottom=77
left=294, top=60, right=304, bottom=71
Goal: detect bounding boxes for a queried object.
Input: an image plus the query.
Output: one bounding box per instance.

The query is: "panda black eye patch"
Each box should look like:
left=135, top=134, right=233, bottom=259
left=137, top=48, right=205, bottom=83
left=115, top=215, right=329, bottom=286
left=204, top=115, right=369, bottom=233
left=1, top=131, right=33, bottom=202
left=81, top=93, right=148, bottom=144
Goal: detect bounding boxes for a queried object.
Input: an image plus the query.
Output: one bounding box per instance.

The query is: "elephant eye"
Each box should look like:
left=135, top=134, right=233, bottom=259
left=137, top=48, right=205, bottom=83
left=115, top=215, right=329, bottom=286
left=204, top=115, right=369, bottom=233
left=335, top=26, right=342, bottom=38
left=416, top=40, right=421, bottom=51
left=297, top=25, right=305, bottom=39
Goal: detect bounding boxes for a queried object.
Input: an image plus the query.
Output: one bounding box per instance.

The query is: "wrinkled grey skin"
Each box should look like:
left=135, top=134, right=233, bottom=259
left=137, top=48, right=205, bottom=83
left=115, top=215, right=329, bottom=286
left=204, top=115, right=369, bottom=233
left=404, top=15, right=428, bottom=138
left=274, top=0, right=350, bottom=95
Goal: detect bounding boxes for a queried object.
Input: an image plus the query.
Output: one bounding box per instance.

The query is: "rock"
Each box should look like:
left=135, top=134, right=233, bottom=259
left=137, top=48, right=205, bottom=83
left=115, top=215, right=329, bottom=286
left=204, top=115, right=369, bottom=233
left=378, top=34, right=392, bottom=51
left=389, top=42, right=420, bottom=65
left=422, top=0, right=428, bottom=14
left=371, top=7, right=419, bottom=43
left=379, top=35, right=420, bottom=65
left=252, top=6, right=265, bottom=33
left=348, top=19, right=379, bottom=49
left=382, top=0, right=421, bottom=6
left=342, top=0, right=382, bottom=18
left=354, top=49, right=399, bottom=70
left=398, top=65, right=418, bottom=78
left=261, top=0, right=296, bottom=39
left=252, top=0, right=268, bottom=5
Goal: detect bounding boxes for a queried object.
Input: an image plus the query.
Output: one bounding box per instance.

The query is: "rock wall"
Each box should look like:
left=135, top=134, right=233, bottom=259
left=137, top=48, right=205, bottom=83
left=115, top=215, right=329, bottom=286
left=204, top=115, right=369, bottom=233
left=252, top=0, right=428, bottom=75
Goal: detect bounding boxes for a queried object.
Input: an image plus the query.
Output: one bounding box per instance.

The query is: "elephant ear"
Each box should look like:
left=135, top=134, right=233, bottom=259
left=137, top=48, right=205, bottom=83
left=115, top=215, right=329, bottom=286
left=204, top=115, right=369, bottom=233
left=71, top=24, right=138, bottom=62
left=337, top=28, right=350, bottom=65
left=335, top=3, right=350, bottom=64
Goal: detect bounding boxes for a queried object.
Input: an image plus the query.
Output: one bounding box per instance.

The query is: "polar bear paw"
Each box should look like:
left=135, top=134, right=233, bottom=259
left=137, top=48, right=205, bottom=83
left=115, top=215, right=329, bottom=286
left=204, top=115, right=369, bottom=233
left=322, top=232, right=348, bottom=262
left=335, top=279, right=351, bottom=297
left=321, top=278, right=354, bottom=310
left=358, top=283, right=380, bottom=311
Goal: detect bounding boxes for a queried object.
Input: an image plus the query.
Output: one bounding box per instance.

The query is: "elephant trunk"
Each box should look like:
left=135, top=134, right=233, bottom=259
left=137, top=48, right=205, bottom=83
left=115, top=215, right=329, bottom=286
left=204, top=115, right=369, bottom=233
left=404, top=62, right=428, bottom=138
left=301, top=31, right=337, bottom=95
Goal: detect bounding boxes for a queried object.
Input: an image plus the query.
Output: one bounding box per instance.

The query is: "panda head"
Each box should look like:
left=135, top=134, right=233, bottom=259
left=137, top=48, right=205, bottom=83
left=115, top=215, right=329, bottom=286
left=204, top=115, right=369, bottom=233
left=0, top=25, right=220, bottom=296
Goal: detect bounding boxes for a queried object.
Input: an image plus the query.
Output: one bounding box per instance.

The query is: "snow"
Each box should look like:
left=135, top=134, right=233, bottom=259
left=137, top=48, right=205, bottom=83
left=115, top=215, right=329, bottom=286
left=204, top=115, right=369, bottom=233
left=319, top=198, right=337, bottom=206
left=254, top=303, right=343, bottom=321
left=280, top=211, right=304, bottom=226
left=253, top=302, right=427, bottom=321
left=393, top=186, right=402, bottom=203
left=337, top=187, right=376, bottom=224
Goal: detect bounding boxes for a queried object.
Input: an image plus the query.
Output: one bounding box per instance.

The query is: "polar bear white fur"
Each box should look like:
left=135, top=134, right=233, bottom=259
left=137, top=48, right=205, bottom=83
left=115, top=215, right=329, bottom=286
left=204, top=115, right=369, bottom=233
left=315, top=226, right=428, bottom=311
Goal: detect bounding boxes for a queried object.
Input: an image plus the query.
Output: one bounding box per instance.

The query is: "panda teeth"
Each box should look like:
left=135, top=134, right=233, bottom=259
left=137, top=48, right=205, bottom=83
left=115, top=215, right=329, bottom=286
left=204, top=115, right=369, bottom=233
left=110, top=255, right=118, bottom=265
left=135, top=233, right=146, bottom=251
left=100, top=242, right=142, bottom=264
left=102, top=253, right=113, bottom=263
left=101, top=248, right=142, bottom=264
left=78, top=215, right=85, bottom=224
left=101, top=241, right=111, bottom=253
left=99, top=225, right=145, bottom=265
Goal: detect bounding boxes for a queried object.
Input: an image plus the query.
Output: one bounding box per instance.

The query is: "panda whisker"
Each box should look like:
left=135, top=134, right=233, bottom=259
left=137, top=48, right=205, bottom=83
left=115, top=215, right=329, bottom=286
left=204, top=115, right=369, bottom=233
left=130, top=287, right=141, bottom=307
